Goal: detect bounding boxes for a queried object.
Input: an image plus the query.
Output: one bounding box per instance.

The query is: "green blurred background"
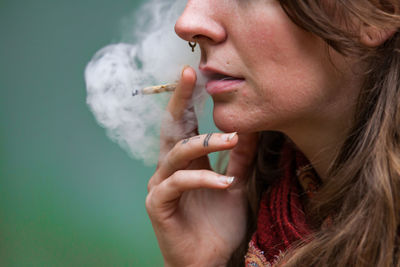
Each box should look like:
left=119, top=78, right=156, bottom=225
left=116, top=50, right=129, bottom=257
left=0, top=0, right=216, bottom=266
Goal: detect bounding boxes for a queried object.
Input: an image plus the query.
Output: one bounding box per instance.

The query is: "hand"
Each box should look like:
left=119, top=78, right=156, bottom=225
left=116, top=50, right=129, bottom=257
left=146, top=67, right=258, bottom=266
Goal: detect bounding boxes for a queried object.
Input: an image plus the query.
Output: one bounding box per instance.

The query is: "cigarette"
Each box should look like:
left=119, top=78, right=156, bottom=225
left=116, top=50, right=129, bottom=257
left=132, top=83, right=178, bottom=96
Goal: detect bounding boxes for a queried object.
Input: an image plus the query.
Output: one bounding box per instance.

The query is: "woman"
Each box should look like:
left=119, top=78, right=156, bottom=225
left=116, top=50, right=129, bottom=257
left=146, top=0, right=400, bottom=266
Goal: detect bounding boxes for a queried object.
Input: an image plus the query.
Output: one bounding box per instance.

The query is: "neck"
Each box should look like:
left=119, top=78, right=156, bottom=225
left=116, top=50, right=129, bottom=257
left=283, top=107, right=356, bottom=181
left=289, top=129, right=344, bottom=180
left=283, top=69, right=362, bottom=180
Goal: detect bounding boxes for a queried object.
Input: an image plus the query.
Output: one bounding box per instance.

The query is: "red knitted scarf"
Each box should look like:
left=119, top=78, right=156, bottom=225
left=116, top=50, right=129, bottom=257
left=245, top=143, right=320, bottom=266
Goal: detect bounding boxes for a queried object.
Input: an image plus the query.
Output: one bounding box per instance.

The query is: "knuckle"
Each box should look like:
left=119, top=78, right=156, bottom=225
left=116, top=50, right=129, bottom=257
left=147, top=175, right=159, bottom=192
left=166, top=146, right=190, bottom=170
left=168, top=143, right=183, bottom=164
left=147, top=181, right=153, bottom=193
left=170, top=170, right=185, bottom=186
left=199, top=169, right=209, bottom=176
left=198, top=170, right=210, bottom=184
left=161, top=136, right=179, bottom=151
left=168, top=144, right=179, bottom=160
left=188, top=138, right=202, bottom=150
left=145, top=192, right=154, bottom=213
left=165, top=151, right=178, bottom=171
left=147, top=178, right=154, bottom=193
left=155, top=161, right=161, bottom=171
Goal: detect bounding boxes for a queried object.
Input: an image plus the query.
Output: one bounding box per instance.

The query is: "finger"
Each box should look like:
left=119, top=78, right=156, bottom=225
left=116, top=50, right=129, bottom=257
left=146, top=169, right=235, bottom=218
left=151, top=132, right=238, bottom=188
left=159, top=67, right=198, bottom=155
left=167, top=66, right=197, bottom=120
left=226, top=132, right=259, bottom=180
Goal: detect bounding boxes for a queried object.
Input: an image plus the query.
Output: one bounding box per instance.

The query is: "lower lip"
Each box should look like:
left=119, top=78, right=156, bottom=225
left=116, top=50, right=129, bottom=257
left=205, top=79, right=244, bottom=95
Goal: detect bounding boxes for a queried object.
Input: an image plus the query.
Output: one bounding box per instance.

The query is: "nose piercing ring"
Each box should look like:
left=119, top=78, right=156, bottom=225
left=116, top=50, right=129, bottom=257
left=188, top=41, right=197, bottom=52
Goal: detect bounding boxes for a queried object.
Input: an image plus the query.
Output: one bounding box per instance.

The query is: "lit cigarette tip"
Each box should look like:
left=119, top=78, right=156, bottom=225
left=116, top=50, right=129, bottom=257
left=132, top=83, right=178, bottom=96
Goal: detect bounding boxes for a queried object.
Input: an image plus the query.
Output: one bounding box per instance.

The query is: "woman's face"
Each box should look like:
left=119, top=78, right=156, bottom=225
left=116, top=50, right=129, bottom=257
left=175, top=0, right=360, bottom=135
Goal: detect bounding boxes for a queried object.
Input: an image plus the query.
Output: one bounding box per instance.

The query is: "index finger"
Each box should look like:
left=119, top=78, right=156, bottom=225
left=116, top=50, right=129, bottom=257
left=167, top=66, right=197, bottom=120
left=159, top=66, right=198, bottom=156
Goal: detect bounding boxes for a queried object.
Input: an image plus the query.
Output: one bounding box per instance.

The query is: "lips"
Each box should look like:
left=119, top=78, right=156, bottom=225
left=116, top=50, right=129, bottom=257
left=200, top=66, right=245, bottom=95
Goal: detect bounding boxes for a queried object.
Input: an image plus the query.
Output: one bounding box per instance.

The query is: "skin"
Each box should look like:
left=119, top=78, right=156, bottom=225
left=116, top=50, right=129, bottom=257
left=175, top=0, right=362, bottom=179
left=146, top=0, right=366, bottom=266
left=147, top=67, right=258, bottom=266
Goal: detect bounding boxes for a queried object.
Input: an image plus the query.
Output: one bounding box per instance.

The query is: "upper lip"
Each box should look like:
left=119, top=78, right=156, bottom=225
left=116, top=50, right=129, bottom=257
left=199, top=65, right=244, bottom=81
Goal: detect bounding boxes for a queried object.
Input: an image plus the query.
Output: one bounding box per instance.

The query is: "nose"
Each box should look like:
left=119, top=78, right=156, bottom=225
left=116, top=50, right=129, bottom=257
left=174, top=1, right=226, bottom=44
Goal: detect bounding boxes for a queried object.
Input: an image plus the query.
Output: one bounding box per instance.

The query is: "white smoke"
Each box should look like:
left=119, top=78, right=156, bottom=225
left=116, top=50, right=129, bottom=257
left=85, top=0, right=208, bottom=165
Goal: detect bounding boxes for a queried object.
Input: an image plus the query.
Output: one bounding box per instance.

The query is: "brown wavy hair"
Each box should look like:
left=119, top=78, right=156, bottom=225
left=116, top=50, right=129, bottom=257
left=228, top=1, right=400, bottom=266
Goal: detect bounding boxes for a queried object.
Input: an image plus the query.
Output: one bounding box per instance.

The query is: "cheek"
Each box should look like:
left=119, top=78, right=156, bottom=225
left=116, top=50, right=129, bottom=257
left=238, top=6, right=306, bottom=69
left=238, top=4, right=329, bottom=83
left=214, top=4, right=354, bottom=132
left=242, top=29, right=339, bottom=118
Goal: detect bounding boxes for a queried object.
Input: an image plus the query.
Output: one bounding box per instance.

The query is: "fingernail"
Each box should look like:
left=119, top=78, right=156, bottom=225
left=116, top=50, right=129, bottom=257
left=219, top=175, right=235, bottom=185
left=221, top=132, right=237, bottom=142
left=181, top=65, right=190, bottom=76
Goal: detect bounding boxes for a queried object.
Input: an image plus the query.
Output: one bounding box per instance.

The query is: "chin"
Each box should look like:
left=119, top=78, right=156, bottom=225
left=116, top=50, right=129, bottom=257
left=212, top=103, right=278, bottom=134
left=213, top=106, right=253, bottom=133
left=214, top=119, right=238, bottom=133
left=212, top=105, right=236, bottom=132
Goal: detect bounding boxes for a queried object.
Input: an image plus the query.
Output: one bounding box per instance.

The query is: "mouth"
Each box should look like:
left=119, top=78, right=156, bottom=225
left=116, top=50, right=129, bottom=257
left=200, top=66, right=245, bottom=95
